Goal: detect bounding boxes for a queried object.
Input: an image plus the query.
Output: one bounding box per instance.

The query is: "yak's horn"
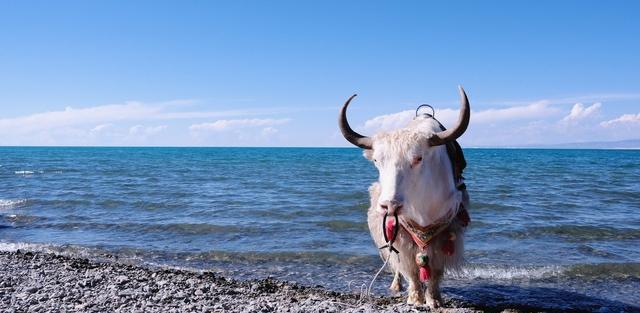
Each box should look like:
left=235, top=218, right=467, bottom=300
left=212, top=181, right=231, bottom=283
left=339, top=94, right=373, bottom=149
left=428, top=86, right=471, bottom=146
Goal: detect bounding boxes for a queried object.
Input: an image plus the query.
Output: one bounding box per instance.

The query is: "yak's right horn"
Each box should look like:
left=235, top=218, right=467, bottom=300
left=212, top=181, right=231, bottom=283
left=428, top=86, right=471, bottom=146
left=338, top=94, right=373, bottom=150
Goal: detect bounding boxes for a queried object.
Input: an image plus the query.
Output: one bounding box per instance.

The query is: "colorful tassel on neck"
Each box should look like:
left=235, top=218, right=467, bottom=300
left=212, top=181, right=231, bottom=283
left=415, top=252, right=431, bottom=281
left=419, top=266, right=431, bottom=281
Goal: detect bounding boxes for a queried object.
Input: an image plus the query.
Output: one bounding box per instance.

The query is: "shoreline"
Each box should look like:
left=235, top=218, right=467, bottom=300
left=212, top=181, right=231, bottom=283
left=2, top=250, right=634, bottom=312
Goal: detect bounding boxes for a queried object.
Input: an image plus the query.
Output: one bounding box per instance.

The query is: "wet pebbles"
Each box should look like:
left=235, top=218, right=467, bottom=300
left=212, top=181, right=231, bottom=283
left=0, top=250, right=485, bottom=312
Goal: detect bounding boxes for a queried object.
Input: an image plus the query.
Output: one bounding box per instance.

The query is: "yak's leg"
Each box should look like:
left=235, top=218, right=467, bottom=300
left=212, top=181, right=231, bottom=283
left=389, top=269, right=403, bottom=293
left=425, top=267, right=444, bottom=308
left=405, top=271, right=424, bottom=305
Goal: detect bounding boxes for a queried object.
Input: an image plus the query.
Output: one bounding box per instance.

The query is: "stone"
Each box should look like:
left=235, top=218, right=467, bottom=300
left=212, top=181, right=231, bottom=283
left=115, top=275, right=130, bottom=285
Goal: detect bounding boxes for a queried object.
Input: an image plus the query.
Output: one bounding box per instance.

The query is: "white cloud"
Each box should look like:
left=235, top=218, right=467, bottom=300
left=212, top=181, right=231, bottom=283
left=0, top=100, right=301, bottom=145
left=600, top=113, right=640, bottom=127
left=362, top=100, right=559, bottom=134
left=90, top=123, right=114, bottom=133
left=189, top=118, right=290, bottom=132
left=473, top=101, right=558, bottom=124
left=491, top=93, right=640, bottom=107
left=562, top=102, right=601, bottom=122
left=363, top=110, right=414, bottom=133
left=0, top=102, right=159, bottom=135
left=2, top=93, right=638, bottom=147
left=261, top=127, right=279, bottom=137
left=0, top=100, right=284, bottom=136
left=356, top=98, right=640, bottom=147
left=129, top=125, right=167, bottom=136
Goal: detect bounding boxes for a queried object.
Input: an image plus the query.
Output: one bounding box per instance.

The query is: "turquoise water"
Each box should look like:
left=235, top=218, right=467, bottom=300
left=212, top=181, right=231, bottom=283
left=1, top=147, right=638, bottom=309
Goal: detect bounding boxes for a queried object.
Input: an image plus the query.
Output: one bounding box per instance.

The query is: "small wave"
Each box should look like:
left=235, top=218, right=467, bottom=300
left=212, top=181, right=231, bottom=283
left=0, top=240, right=378, bottom=268
left=14, top=169, right=65, bottom=175
left=450, top=262, right=640, bottom=281
left=564, top=262, right=640, bottom=280
left=0, top=241, right=124, bottom=263
left=2, top=213, right=46, bottom=224
left=0, top=241, right=43, bottom=252
left=508, top=225, right=640, bottom=241
left=317, top=220, right=367, bottom=232
left=0, top=199, right=28, bottom=208
left=13, top=170, right=44, bottom=176
left=450, top=264, right=562, bottom=280
left=470, top=201, right=521, bottom=211
left=30, top=198, right=93, bottom=207
left=2, top=239, right=638, bottom=284
left=172, top=250, right=378, bottom=267
left=28, top=221, right=251, bottom=236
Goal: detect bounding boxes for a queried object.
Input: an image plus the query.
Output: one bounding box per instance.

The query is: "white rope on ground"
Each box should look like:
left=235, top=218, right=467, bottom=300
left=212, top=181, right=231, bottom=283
left=359, top=283, right=367, bottom=300
left=365, top=248, right=392, bottom=300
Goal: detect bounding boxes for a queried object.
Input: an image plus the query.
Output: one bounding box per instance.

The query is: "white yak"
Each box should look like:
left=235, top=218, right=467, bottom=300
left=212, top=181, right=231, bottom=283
left=338, top=86, right=471, bottom=308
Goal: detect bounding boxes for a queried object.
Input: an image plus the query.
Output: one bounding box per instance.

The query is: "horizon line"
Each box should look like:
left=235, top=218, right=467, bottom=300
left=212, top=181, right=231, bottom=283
left=1, top=145, right=639, bottom=150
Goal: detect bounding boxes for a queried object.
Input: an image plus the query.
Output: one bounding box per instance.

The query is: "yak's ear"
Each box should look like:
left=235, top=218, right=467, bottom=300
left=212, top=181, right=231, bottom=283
left=363, top=149, right=374, bottom=161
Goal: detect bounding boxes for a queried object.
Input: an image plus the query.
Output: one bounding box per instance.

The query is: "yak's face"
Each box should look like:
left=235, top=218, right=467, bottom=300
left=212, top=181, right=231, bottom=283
left=365, top=129, right=425, bottom=215
left=364, top=120, right=456, bottom=218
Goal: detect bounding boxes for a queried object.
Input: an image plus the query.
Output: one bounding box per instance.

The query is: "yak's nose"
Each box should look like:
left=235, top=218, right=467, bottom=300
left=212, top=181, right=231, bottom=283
left=379, top=199, right=403, bottom=215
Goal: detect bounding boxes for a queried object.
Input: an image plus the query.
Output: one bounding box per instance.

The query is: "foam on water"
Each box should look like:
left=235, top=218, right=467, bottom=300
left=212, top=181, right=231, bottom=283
left=2, top=239, right=637, bottom=283
left=14, top=170, right=44, bottom=175
left=0, top=241, right=65, bottom=255
left=0, top=199, right=27, bottom=208
left=449, top=264, right=563, bottom=280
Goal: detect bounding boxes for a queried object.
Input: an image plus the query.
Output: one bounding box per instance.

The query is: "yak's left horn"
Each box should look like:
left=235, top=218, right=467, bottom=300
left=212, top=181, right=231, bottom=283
left=339, top=94, right=373, bottom=149
left=428, top=86, right=471, bottom=146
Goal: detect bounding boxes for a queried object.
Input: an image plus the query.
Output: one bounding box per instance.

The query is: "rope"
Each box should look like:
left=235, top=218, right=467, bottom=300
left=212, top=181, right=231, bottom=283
left=365, top=246, right=392, bottom=300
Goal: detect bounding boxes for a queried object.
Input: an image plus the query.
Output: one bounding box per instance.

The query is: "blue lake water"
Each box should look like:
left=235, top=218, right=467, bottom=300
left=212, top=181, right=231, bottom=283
left=1, top=147, right=638, bottom=309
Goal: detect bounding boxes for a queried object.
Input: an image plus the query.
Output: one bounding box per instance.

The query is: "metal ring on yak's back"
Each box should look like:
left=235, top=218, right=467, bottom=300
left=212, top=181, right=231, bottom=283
left=415, top=104, right=435, bottom=119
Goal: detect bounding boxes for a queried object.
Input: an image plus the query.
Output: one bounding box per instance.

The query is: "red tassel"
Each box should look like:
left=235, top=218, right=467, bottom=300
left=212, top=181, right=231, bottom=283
left=442, top=240, right=455, bottom=256
left=419, top=266, right=431, bottom=281
left=385, top=218, right=396, bottom=242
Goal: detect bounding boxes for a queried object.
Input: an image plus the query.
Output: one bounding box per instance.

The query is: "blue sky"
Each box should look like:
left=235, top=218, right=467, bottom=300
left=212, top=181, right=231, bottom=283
left=0, top=1, right=639, bottom=147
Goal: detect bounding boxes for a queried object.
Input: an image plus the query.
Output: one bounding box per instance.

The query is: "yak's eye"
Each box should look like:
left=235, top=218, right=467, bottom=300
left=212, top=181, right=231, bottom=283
left=412, top=156, right=423, bottom=167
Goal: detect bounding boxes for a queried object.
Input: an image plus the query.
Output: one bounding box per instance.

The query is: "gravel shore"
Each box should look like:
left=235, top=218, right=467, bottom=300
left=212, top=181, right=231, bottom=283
left=0, top=250, right=476, bottom=313
left=0, top=250, right=633, bottom=313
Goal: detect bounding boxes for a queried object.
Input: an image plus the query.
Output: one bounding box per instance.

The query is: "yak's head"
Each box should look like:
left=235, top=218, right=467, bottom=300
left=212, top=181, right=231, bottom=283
left=339, top=87, right=470, bottom=224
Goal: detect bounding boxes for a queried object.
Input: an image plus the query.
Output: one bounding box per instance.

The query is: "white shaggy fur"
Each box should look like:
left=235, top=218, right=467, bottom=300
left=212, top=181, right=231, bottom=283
left=364, top=116, right=469, bottom=307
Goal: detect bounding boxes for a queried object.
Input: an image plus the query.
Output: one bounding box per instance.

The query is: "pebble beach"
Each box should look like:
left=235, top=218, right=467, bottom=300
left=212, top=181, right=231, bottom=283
left=3, top=250, right=638, bottom=313
left=0, top=250, right=479, bottom=313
